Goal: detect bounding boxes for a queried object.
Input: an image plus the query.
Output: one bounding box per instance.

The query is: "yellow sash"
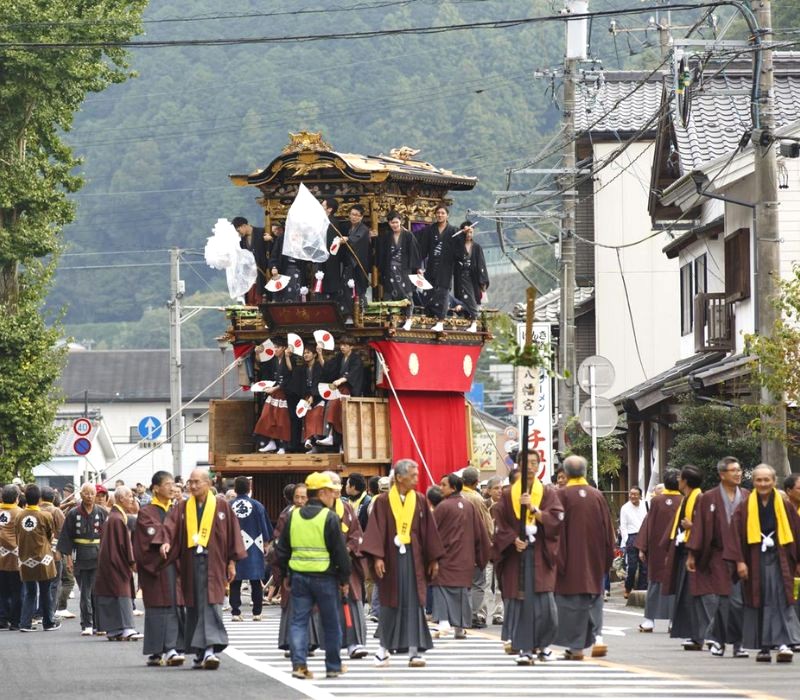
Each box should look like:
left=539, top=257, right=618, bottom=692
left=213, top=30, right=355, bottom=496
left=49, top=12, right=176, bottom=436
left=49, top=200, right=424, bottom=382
left=334, top=498, right=349, bottom=534
left=0, top=504, right=17, bottom=510
left=151, top=496, right=171, bottom=512
left=565, top=477, right=589, bottom=487
left=388, top=486, right=416, bottom=544
left=670, top=487, right=701, bottom=540
left=186, top=494, right=216, bottom=549
left=511, top=477, right=544, bottom=525
left=661, top=489, right=681, bottom=496
left=113, top=504, right=127, bottom=518
left=746, top=489, right=794, bottom=547
left=24, top=505, right=40, bottom=511
left=352, top=491, right=367, bottom=511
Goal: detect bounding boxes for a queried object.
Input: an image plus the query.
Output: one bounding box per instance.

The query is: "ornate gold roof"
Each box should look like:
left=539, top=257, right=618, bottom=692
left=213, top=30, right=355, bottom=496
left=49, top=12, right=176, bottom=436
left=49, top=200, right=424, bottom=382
left=230, top=133, right=477, bottom=191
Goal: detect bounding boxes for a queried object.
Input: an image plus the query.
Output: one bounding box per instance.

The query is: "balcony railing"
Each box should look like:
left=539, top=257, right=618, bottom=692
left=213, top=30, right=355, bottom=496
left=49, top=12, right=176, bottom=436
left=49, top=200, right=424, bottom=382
left=694, top=292, right=734, bottom=352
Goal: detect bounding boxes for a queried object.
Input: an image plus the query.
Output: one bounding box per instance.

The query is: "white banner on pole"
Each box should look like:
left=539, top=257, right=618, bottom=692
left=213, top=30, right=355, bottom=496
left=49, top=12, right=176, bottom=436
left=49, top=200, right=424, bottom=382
left=515, top=323, right=553, bottom=483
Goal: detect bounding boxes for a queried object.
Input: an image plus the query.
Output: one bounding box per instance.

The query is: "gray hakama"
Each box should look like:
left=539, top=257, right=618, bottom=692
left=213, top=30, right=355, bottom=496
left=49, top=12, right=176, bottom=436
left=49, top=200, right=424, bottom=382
left=95, top=595, right=135, bottom=636
left=706, top=581, right=744, bottom=645
left=501, top=606, right=514, bottom=642
left=378, top=546, right=433, bottom=653
left=669, top=549, right=714, bottom=642
left=341, top=598, right=367, bottom=648
left=431, top=586, right=471, bottom=629
left=278, top=596, right=322, bottom=651
left=143, top=566, right=185, bottom=655
left=644, top=581, right=673, bottom=620
left=554, top=593, right=603, bottom=651
left=184, top=553, right=228, bottom=654
left=742, top=549, right=800, bottom=649
left=506, top=548, right=558, bottom=652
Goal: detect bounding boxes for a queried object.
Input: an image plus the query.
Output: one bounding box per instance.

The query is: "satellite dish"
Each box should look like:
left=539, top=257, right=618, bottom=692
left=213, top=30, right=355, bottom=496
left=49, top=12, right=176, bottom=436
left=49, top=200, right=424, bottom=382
left=579, top=397, right=618, bottom=438
left=577, top=355, right=615, bottom=393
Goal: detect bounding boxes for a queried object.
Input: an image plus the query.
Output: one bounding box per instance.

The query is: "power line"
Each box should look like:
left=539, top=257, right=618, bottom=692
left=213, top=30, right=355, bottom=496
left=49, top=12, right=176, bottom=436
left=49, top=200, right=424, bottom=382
left=0, top=5, right=708, bottom=50
left=0, top=1, right=430, bottom=29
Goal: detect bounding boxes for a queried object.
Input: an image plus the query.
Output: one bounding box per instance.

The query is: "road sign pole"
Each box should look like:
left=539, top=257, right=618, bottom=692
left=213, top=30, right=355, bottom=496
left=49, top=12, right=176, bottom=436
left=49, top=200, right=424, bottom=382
left=590, top=364, right=598, bottom=485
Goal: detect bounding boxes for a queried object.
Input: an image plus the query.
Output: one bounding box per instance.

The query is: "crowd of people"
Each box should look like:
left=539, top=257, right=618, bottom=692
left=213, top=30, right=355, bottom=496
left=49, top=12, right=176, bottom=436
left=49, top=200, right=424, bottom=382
left=232, top=201, right=490, bottom=332
left=3, top=452, right=800, bottom=680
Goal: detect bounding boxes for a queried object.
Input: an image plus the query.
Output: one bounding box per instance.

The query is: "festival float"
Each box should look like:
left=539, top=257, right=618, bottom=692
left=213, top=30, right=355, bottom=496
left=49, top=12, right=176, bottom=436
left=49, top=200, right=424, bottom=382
left=206, top=132, right=490, bottom=517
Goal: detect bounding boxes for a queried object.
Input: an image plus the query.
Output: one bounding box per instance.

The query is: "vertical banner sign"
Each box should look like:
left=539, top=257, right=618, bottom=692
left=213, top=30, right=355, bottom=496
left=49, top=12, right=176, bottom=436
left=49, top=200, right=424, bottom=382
left=515, top=323, right=553, bottom=483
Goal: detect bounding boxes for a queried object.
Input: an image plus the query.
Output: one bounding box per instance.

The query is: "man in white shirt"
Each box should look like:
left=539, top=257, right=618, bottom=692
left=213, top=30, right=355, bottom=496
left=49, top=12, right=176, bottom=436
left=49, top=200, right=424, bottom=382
left=619, top=487, right=648, bottom=598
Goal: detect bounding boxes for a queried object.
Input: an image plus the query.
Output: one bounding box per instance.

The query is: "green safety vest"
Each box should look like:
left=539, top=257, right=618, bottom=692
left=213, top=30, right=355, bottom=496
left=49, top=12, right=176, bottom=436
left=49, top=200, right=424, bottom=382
left=288, top=508, right=330, bottom=573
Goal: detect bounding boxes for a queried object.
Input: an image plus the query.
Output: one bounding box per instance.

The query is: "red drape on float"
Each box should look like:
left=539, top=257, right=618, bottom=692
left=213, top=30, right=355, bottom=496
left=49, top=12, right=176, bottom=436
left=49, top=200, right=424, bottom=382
left=387, top=392, right=468, bottom=492
left=371, top=340, right=479, bottom=492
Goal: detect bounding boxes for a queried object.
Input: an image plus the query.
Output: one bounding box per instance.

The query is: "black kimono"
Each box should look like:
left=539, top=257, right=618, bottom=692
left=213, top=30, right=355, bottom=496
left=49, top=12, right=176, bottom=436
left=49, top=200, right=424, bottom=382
left=268, top=233, right=305, bottom=303
left=452, top=239, right=489, bottom=320
left=316, top=220, right=346, bottom=314
left=377, top=229, right=420, bottom=317
left=417, top=221, right=456, bottom=320
left=342, top=221, right=372, bottom=299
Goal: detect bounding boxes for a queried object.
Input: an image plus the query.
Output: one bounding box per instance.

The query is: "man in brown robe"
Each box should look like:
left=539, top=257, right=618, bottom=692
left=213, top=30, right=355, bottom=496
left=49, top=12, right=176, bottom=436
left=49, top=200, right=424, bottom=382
left=686, top=456, right=749, bottom=657
left=431, top=473, right=490, bottom=640
left=157, top=468, right=246, bottom=670
left=726, top=464, right=800, bottom=662
left=94, top=486, right=141, bottom=641
left=664, top=464, right=710, bottom=651
left=361, top=459, right=444, bottom=668
left=324, top=471, right=369, bottom=660
left=134, top=471, right=185, bottom=666
left=460, top=466, right=494, bottom=629
left=57, top=482, right=108, bottom=635
left=635, top=468, right=681, bottom=632
left=16, top=484, right=59, bottom=632
left=492, top=454, right=563, bottom=665
left=554, top=455, right=615, bottom=660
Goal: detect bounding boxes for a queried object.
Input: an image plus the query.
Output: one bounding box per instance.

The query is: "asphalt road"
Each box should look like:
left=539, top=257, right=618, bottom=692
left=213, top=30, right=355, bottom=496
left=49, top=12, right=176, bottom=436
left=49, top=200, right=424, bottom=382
left=597, top=598, right=795, bottom=700
left=0, top=602, right=304, bottom=700
left=2, top=586, right=796, bottom=699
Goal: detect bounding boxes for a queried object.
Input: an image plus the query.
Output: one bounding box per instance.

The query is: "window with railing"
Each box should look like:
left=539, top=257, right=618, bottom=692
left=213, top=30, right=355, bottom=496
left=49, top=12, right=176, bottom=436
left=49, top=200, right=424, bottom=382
left=694, top=292, right=734, bottom=352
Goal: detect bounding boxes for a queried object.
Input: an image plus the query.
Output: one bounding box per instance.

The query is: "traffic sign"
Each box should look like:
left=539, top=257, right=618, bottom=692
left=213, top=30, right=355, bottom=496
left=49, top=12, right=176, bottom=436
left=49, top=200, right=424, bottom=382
left=73, top=437, right=92, bottom=456
left=579, top=397, right=618, bottom=438
left=138, top=416, right=162, bottom=440
left=72, top=418, right=92, bottom=436
left=577, top=355, right=615, bottom=393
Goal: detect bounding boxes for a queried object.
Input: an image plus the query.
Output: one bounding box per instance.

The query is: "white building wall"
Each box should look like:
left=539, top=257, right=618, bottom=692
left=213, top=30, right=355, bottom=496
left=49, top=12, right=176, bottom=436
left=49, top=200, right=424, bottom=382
left=63, top=400, right=211, bottom=486
left=778, top=156, right=800, bottom=282
left=593, top=141, right=681, bottom=398
left=722, top=182, right=757, bottom=353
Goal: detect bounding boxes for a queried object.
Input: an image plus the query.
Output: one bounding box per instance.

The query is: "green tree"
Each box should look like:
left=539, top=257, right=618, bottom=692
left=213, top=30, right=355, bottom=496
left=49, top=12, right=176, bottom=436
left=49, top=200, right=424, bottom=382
left=0, top=1, right=146, bottom=480
left=563, top=417, right=624, bottom=484
left=745, top=264, right=800, bottom=455
left=667, top=400, right=761, bottom=490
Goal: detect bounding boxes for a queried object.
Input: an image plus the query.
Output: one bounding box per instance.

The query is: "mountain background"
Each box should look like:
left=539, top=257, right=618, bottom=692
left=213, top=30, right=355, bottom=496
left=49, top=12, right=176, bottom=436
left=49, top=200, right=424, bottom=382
left=52, top=0, right=784, bottom=348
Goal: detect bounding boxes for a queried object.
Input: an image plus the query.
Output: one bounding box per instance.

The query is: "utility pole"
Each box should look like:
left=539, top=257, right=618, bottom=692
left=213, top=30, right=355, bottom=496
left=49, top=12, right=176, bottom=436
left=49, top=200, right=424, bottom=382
left=655, top=7, right=671, bottom=58
left=557, top=0, right=583, bottom=450
left=752, top=0, right=788, bottom=475
left=168, top=248, right=185, bottom=476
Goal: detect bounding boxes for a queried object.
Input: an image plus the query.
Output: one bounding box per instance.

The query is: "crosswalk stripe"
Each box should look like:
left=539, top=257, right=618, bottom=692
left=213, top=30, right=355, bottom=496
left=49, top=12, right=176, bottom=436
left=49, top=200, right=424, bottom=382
left=221, top=610, right=757, bottom=699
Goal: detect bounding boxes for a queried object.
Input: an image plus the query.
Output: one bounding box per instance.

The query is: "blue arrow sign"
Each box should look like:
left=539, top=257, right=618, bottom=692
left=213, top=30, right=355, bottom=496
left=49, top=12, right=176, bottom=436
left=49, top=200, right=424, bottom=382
left=138, top=416, right=162, bottom=440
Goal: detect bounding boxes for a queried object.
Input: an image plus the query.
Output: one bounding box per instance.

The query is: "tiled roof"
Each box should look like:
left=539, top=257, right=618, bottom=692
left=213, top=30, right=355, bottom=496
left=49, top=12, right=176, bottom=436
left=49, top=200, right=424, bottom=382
left=670, top=54, right=800, bottom=173
left=613, top=352, right=726, bottom=412
left=574, top=72, right=664, bottom=134
left=532, top=286, right=594, bottom=323
left=59, top=349, right=232, bottom=403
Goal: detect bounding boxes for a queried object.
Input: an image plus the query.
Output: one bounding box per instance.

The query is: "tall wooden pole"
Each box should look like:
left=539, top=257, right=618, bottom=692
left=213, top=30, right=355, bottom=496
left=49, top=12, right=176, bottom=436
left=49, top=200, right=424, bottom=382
left=752, top=0, right=788, bottom=475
